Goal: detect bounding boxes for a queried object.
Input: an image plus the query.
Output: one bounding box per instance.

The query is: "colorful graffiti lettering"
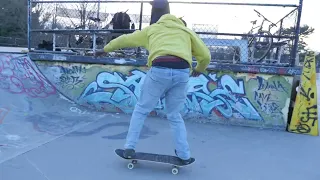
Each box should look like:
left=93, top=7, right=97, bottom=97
left=184, top=74, right=262, bottom=120
left=257, top=76, right=288, bottom=93
left=0, top=55, right=56, bottom=98
left=79, top=70, right=145, bottom=113
left=288, top=51, right=318, bottom=136
left=254, top=77, right=287, bottom=115
left=78, top=69, right=262, bottom=120
left=58, top=65, right=86, bottom=90
left=36, top=61, right=293, bottom=128
left=240, top=73, right=293, bottom=125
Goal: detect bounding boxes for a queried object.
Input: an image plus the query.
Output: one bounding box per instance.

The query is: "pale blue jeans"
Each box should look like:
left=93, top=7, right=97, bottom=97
left=124, top=66, right=191, bottom=160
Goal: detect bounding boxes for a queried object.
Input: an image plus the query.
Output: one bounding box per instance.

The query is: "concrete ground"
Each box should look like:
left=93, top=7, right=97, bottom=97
left=1, top=112, right=319, bottom=180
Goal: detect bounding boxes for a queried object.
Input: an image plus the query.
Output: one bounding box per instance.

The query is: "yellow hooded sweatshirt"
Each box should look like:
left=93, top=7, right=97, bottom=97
left=103, top=14, right=211, bottom=72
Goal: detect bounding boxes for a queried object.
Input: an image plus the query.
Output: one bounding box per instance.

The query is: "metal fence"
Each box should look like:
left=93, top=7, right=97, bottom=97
left=28, top=0, right=303, bottom=66
left=0, top=36, right=28, bottom=47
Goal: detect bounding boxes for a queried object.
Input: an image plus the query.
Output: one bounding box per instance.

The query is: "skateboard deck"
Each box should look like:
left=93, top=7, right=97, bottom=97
left=115, top=149, right=195, bottom=174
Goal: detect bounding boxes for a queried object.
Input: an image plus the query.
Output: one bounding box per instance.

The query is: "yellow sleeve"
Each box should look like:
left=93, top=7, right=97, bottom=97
left=190, top=32, right=211, bottom=72
left=103, top=29, right=148, bottom=52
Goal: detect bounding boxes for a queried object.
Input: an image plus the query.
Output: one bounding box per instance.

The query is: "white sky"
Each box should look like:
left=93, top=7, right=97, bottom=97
left=92, top=0, right=318, bottom=51
left=42, top=0, right=319, bottom=51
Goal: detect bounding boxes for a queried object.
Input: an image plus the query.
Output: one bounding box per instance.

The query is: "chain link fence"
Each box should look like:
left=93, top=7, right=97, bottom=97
left=0, top=36, right=28, bottom=47
left=28, top=0, right=302, bottom=66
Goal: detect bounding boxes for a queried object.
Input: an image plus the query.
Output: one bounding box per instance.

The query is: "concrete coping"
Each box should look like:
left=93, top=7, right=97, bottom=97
left=28, top=52, right=303, bottom=76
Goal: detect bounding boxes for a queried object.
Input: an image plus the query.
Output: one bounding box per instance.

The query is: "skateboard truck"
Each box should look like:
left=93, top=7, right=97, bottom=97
left=127, top=159, right=179, bottom=174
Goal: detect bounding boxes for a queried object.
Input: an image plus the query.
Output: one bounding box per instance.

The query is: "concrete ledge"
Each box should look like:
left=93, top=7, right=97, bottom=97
left=29, top=52, right=303, bottom=76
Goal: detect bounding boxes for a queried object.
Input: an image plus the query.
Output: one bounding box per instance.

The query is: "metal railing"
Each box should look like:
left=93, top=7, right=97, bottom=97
left=0, top=36, right=28, bottom=47
left=27, top=0, right=303, bottom=66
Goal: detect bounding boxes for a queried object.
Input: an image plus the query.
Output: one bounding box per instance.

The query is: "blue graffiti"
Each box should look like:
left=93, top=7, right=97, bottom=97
left=79, top=70, right=145, bottom=113
left=185, top=74, right=261, bottom=120
left=79, top=69, right=262, bottom=121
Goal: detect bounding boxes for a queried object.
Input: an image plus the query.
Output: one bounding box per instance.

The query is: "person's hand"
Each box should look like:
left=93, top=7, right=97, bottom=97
left=94, top=49, right=107, bottom=58
left=191, top=68, right=201, bottom=77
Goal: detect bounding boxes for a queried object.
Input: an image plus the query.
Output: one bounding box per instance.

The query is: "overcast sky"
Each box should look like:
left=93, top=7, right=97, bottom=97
left=91, top=0, right=317, bottom=51
left=44, top=0, right=319, bottom=51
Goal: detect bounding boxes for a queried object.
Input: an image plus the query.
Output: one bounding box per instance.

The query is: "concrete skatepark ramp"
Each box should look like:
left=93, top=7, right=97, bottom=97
left=0, top=53, right=319, bottom=180
left=30, top=53, right=296, bottom=130
left=0, top=54, right=108, bottom=163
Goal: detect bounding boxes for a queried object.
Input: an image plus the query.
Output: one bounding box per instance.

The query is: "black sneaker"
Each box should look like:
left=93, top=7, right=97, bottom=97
left=123, top=149, right=136, bottom=159
left=174, top=149, right=192, bottom=165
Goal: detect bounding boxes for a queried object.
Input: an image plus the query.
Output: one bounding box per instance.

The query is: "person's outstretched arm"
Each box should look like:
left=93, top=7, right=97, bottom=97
left=190, top=32, right=211, bottom=73
left=103, top=28, right=148, bottom=52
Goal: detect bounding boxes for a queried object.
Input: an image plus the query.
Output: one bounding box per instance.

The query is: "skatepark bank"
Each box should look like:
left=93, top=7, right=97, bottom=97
left=1, top=51, right=318, bottom=132
left=0, top=51, right=319, bottom=179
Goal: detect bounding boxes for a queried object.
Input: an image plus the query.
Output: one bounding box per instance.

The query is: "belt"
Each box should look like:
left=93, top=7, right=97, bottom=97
left=152, top=55, right=189, bottom=69
left=153, top=56, right=185, bottom=63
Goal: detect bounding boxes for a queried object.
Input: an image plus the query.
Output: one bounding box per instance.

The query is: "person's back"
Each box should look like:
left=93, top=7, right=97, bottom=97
left=146, top=19, right=191, bottom=63
left=103, top=14, right=211, bottom=73
left=99, top=14, right=211, bottom=164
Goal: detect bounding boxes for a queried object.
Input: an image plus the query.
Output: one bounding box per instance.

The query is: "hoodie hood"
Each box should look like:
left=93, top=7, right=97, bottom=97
left=152, top=0, right=169, bottom=8
left=156, top=14, right=186, bottom=28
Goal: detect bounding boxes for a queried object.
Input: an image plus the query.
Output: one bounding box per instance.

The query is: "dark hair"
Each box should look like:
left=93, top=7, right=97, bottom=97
left=180, top=18, right=187, bottom=26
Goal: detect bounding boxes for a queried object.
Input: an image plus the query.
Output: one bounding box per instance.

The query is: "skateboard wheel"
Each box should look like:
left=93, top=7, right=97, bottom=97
left=171, top=168, right=179, bottom=175
left=127, top=163, right=134, bottom=169
left=132, top=160, right=138, bottom=164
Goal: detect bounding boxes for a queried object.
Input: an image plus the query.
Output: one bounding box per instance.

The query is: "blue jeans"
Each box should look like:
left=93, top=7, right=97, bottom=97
left=124, top=66, right=190, bottom=160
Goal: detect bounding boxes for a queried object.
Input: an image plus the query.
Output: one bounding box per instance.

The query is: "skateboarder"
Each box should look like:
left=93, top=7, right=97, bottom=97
left=95, top=14, right=211, bottom=165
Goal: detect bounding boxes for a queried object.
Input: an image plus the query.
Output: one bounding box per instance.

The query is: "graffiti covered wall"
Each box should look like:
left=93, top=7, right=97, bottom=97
left=288, top=51, right=318, bottom=136
left=0, top=54, right=56, bottom=98
left=36, top=61, right=294, bottom=129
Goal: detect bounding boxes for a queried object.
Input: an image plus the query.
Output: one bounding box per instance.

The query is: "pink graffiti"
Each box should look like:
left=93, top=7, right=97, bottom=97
left=0, top=55, right=56, bottom=98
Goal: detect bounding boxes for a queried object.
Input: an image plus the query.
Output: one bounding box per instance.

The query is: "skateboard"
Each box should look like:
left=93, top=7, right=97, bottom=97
left=114, top=149, right=195, bottom=175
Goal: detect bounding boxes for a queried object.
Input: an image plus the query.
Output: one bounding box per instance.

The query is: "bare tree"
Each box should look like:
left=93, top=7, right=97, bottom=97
left=57, top=2, right=98, bottom=29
